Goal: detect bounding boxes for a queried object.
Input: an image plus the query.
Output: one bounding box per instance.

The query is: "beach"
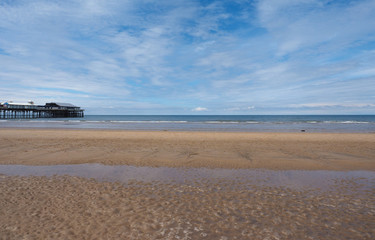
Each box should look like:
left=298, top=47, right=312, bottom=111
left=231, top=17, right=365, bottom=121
left=2, top=0, right=375, bottom=238
left=0, top=129, right=375, bottom=170
left=1, top=174, right=374, bottom=239
left=1, top=129, right=375, bottom=239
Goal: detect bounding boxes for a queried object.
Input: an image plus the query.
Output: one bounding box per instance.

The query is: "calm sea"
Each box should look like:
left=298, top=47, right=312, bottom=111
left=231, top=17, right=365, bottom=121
left=1, top=115, right=375, bottom=133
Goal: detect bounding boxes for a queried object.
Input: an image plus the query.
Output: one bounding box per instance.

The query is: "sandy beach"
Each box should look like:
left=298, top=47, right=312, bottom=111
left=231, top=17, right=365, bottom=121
left=1, top=129, right=375, bottom=239
left=0, top=129, right=374, bottom=170
left=1, top=174, right=374, bottom=239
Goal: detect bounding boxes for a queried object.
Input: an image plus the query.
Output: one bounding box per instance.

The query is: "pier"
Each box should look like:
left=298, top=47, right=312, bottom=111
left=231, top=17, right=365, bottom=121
left=0, top=102, right=84, bottom=119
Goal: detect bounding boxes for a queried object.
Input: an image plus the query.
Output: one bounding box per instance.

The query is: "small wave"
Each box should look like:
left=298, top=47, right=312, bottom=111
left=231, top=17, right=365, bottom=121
left=205, top=121, right=241, bottom=124
left=108, top=120, right=188, bottom=123
left=323, top=121, right=370, bottom=124
left=340, top=121, right=370, bottom=124
left=32, top=120, right=66, bottom=123
left=203, top=121, right=260, bottom=124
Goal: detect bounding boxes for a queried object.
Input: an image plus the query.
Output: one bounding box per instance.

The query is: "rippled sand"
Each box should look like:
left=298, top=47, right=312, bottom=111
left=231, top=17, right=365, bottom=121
left=1, top=175, right=374, bottom=239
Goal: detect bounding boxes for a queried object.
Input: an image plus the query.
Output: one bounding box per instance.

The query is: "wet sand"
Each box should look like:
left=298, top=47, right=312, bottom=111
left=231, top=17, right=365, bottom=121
left=0, top=129, right=375, bottom=170
left=1, top=164, right=375, bottom=191
left=1, top=129, right=375, bottom=239
left=1, top=175, right=374, bottom=239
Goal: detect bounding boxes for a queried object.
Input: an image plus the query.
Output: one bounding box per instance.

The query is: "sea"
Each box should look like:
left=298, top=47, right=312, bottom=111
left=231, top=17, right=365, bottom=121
left=1, top=115, right=375, bottom=133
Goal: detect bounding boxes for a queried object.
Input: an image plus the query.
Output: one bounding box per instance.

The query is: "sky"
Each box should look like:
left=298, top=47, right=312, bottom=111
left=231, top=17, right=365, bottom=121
left=0, top=0, right=374, bottom=115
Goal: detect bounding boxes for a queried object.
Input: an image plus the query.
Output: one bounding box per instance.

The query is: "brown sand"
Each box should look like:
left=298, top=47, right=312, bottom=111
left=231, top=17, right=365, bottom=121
left=0, top=129, right=375, bottom=170
left=1, top=129, right=375, bottom=239
left=0, top=175, right=374, bottom=239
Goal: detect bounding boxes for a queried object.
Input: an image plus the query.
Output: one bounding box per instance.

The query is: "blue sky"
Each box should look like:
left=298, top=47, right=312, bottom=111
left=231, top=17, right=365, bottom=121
left=0, top=0, right=374, bottom=114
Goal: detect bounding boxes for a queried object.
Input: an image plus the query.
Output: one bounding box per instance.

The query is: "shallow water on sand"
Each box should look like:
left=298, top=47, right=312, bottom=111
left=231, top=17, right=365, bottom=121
left=1, top=164, right=374, bottom=192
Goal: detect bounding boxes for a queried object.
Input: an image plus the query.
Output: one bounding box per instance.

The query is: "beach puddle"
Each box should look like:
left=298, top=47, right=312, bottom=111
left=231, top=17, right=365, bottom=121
left=0, top=164, right=374, bottom=192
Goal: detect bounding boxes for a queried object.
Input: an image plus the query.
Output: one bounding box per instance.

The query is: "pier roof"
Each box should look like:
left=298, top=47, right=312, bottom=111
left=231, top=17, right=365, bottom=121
left=47, top=102, right=78, bottom=107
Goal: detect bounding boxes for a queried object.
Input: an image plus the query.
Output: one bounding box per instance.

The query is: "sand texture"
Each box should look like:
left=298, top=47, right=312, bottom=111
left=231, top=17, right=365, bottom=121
left=1, top=129, right=375, bottom=239
left=0, top=175, right=374, bottom=240
left=0, top=129, right=375, bottom=170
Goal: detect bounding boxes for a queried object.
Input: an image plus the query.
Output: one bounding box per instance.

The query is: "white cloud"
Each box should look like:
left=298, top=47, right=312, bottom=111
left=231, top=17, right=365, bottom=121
left=289, top=103, right=375, bottom=108
left=192, top=107, right=208, bottom=112
left=225, top=106, right=255, bottom=111
left=257, top=0, right=375, bottom=56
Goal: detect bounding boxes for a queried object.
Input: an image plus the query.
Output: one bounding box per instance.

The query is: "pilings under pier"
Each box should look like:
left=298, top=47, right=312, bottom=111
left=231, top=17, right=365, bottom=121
left=0, top=108, right=84, bottom=119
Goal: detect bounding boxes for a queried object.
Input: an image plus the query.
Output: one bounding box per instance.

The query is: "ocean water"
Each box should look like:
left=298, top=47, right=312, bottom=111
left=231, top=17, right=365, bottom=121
left=1, top=115, right=375, bottom=133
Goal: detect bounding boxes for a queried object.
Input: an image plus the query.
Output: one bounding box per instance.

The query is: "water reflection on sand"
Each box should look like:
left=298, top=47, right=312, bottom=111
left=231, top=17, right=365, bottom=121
left=1, top=164, right=374, bottom=192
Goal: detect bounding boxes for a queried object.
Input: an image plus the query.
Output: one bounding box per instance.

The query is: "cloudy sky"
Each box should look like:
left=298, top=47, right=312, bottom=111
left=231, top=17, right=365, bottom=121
left=0, top=0, right=374, bottom=114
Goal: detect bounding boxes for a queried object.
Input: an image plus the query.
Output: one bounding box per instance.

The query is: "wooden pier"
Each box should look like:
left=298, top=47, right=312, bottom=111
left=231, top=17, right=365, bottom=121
left=0, top=102, right=84, bottom=119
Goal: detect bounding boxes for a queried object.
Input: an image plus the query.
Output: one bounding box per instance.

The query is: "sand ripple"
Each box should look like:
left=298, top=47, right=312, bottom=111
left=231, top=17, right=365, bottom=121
left=1, top=175, right=374, bottom=239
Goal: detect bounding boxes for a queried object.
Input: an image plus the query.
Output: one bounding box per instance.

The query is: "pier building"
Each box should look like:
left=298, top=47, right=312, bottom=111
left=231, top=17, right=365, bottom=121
left=0, top=101, right=84, bottom=119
